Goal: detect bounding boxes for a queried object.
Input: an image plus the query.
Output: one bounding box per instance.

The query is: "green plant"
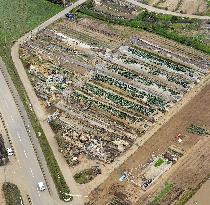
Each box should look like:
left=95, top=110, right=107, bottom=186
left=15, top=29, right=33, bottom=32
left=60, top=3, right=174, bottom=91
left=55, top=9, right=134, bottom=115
left=74, top=166, right=101, bottom=184
left=2, top=182, right=24, bottom=205
left=150, top=182, right=173, bottom=205
left=154, top=158, right=165, bottom=167
left=187, top=124, right=210, bottom=136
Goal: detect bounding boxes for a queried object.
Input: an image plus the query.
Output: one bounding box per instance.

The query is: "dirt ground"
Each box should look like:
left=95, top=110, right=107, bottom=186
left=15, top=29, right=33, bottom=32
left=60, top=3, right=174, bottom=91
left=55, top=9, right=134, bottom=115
left=186, top=178, right=210, bottom=205
left=87, top=74, right=210, bottom=205
left=148, top=0, right=208, bottom=15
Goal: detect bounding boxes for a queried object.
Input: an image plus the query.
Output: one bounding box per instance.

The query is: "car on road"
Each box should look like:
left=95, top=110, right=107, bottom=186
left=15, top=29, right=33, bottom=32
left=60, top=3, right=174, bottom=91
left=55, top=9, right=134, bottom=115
left=37, top=182, right=46, bottom=191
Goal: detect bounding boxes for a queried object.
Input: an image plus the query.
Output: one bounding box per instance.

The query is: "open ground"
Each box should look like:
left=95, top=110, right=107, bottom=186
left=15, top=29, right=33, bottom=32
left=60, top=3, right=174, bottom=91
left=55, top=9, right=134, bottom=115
left=140, top=0, right=209, bottom=15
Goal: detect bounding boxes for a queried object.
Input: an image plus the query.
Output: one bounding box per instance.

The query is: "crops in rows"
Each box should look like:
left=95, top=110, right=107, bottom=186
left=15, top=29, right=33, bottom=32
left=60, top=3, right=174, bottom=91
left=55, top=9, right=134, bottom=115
left=72, top=91, right=140, bottom=122
left=93, top=73, right=167, bottom=109
left=187, top=124, right=210, bottom=136
left=109, top=64, right=182, bottom=97
left=82, top=82, right=155, bottom=116
left=127, top=47, right=195, bottom=76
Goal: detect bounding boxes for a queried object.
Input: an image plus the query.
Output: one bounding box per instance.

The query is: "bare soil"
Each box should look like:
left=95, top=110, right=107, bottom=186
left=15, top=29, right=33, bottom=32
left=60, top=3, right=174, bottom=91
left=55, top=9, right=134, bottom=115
left=148, top=0, right=208, bottom=15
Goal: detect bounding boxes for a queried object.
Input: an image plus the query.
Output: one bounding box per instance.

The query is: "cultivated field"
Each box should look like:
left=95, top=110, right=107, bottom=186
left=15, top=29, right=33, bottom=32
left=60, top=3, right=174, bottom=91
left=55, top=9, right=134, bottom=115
left=19, top=11, right=210, bottom=204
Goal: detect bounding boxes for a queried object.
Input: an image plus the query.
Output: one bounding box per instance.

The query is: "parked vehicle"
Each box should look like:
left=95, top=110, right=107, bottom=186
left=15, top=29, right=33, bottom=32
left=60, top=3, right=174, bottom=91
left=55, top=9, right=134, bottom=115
left=37, top=182, right=46, bottom=191
left=6, top=148, right=14, bottom=156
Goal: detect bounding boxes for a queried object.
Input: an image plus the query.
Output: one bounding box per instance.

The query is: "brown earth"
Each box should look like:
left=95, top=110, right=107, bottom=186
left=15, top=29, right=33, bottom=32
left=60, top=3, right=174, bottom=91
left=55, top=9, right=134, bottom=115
left=87, top=75, right=210, bottom=205
left=148, top=0, right=208, bottom=15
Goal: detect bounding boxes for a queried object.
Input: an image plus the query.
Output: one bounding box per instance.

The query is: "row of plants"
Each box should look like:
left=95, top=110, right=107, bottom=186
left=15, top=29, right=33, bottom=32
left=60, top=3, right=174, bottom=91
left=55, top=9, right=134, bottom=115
left=82, top=82, right=155, bottom=116
left=54, top=25, right=108, bottom=48
left=93, top=73, right=167, bottom=109
left=187, top=124, right=210, bottom=136
left=73, top=166, right=101, bottom=184
left=150, top=69, right=190, bottom=88
left=108, top=63, right=180, bottom=100
left=0, top=134, right=9, bottom=166
left=150, top=182, right=173, bottom=205
left=127, top=47, right=194, bottom=76
left=109, top=62, right=187, bottom=92
left=72, top=91, right=140, bottom=122
left=120, top=61, right=186, bottom=96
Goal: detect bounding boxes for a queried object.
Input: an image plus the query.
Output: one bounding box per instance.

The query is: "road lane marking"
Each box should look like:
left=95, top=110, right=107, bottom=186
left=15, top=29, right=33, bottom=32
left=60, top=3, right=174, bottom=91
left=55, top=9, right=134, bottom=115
left=2, top=97, right=9, bottom=109
left=23, top=150, right=28, bottom=158
left=4, top=98, right=9, bottom=109
left=10, top=115, right=14, bottom=121
left=29, top=168, right=35, bottom=178
left=17, top=132, right=22, bottom=142
left=17, top=160, right=22, bottom=169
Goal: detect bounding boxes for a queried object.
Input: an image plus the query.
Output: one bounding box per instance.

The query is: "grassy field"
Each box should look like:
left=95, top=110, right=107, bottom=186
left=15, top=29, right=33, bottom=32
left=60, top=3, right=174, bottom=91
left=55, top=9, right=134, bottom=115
left=0, top=0, right=72, bottom=202
left=2, top=182, right=24, bottom=205
left=0, top=0, right=62, bottom=46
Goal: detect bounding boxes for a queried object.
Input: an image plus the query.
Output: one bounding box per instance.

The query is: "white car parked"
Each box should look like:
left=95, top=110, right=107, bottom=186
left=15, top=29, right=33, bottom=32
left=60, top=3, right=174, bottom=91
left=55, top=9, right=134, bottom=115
left=6, top=148, right=14, bottom=156
left=37, top=182, right=46, bottom=191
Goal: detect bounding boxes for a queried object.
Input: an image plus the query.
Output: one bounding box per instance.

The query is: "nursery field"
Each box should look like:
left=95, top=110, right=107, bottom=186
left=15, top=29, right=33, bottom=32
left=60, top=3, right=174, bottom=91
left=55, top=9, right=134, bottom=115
left=19, top=12, right=210, bottom=204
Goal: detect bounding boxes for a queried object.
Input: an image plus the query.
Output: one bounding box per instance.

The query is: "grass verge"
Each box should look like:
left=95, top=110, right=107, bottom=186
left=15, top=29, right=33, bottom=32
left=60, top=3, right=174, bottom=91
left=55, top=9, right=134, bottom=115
left=2, top=182, right=24, bottom=205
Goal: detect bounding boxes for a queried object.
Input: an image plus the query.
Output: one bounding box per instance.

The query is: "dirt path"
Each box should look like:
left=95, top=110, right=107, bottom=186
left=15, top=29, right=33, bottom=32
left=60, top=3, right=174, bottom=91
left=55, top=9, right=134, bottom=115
left=126, top=0, right=210, bottom=19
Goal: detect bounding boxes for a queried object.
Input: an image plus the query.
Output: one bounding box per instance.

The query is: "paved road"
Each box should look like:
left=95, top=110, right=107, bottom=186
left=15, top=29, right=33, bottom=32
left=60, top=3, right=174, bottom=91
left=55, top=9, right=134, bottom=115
left=126, top=0, right=210, bottom=19
left=11, top=1, right=87, bottom=205
left=0, top=58, right=54, bottom=205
